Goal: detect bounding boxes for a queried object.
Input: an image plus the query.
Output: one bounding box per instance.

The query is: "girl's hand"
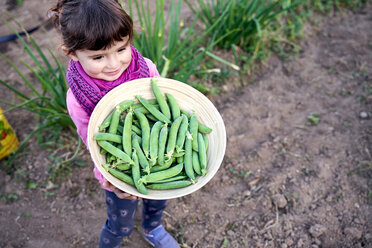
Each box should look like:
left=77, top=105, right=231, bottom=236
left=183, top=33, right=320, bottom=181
left=103, top=180, right=141, bottom=200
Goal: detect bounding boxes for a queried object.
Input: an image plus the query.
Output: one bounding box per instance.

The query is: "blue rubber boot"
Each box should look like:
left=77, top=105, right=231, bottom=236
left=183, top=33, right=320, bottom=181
left=142, top=225, right=180, bottom=248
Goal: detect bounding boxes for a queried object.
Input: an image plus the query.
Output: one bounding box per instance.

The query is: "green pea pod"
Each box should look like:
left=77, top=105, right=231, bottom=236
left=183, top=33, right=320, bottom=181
left=115, top=163, right=131, bottom=171
left=106, top=154, right=114, bottom=163
left=175, top=114, right=188, bottom=153
left=132, top=134, right=150, bottom=174
left=203, top=134, right=209, bottom=151
left=189, top=114, right=199, bottom=152
left=101, top=163, right=134, bottom=186
left=198, top=133, right=207, bottom=176
left=151, top=175, right=188, bottom=183
left=131, top=125, right=142, bottom=136
left=157, top=125, right=168, bottom=166
left=136, top=95, right=171, bottom=124
left=151, top=78, right=171, bottom=120
left=134, top=110, right=150, bottom=158
left=135, top=105, right=160, bottom=115
left=184, top=134, right=195, bottom=181
left=173, top=151, right=185, bottom=157
left=94, top=133, right=122, bottom=143
left=97, top=140, right=133, bottom=165
left=165, top=115, right=183, bottom=161
left=99, top=111, right=113, bottom=131
left=192, top=151, right=201, bottom=175
left=139, top=162, right=183, bottom=184
left=117, top=100, right=135, bottom=112
left=149, top=121, right=163, bottom=166
left=108, top=106, right=121, bottom=134
left=165, top=93, right=180, bottom=121
left=147, top=180, right=192, bottom=190
left=122, top=109, right=133, bottom=155
left=134, top=106, right=150, bottom=115
left=146, top=113, right=159, bottom=122
left=180, top=109, right=212, bottom=134
left=177, top=156, right=184, bottom=164
left=132, top=99, right=157, bottom=109
left=132, top=151, right=148, bottom=195
left=198, top=124, right=212, bottom=134
left=150, top=157, right=174, bottom=173
left=107, top=100, right=134, bottom=134
left=117, top=125, right=123, bottom=134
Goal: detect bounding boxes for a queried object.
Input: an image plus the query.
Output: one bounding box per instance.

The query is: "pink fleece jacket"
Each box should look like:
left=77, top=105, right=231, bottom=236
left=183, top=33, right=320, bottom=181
left=66, top=58, right=160, bottom=187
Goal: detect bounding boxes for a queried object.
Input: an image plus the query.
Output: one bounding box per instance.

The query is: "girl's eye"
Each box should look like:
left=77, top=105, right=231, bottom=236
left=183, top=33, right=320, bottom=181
left=118, top=48, right=126, bottom=53
left=92, top=56, right=103, bottom=60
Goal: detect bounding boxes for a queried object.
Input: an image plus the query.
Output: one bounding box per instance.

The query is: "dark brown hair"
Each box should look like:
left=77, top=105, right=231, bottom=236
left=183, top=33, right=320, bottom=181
left=49, top=0, right=133, bottom=54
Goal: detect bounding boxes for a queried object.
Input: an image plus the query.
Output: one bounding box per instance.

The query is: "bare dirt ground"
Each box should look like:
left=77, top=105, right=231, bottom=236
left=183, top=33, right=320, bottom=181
left=0, top=1, right=371, bottom=248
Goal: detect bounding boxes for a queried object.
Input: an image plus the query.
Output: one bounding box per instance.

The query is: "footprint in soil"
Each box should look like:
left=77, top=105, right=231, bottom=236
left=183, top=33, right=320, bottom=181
left=6, top=0, right=20, bottom=11
left=0, top=43, right=10, bottom=54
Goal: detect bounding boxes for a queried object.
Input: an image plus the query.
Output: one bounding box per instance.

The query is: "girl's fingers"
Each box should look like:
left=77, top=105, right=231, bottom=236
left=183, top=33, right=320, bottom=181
left=103, top=180, right=141, bottom=200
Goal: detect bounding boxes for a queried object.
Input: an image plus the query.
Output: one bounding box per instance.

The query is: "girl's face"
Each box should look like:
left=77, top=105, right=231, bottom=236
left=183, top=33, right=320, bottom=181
left=69, top=36, right=131, bottom=81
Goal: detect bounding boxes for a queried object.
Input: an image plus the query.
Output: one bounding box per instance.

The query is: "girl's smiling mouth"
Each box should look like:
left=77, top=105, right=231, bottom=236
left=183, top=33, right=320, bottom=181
left=105, top=68, right=121, bottom=76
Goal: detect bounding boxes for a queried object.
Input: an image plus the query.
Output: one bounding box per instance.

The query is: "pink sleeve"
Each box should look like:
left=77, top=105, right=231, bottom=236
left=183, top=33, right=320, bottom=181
left=66, top=89, right=108, bottom=187
left=66, top=89, right=90, bottom=148
left=145, top=58, right=160, bottom=77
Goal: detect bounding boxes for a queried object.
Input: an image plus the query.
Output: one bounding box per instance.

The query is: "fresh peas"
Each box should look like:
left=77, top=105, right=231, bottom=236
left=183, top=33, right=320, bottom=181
left=165, top=93, right=180, bottom=121
left=99, top=111, right=113, bottom=131
left=151, top=78, right=171, bottom=120
left=180, top=109, right=212, bottom=134
left=97, top=140, right=133, bottom=165
left=198, top=133, right=207, bottom=176
left=132, top=150, right=148, bottom=195
left=131, top=125, right=142, bottom=136
left=139, top=162, right=183, bottom=184
left=189, top=114, right=199, bottom=152
left=150, top=157, right=174, bottom=173
left=117, top=100, right=135, bottom=112
left=175, top=114, right=188, bottom=153
left=157, top=124, right=168, bottom=166
left=184, top=134, right=195, bottom=181
left=177, top=156, right=184, bottom=164
left=108, top=106, right=121, bottom=134
left=147, top=180, right=192, bottom=190
left=134, top=110, right=150, bottom=158
left=203, top=134, right=209, bottom=151
left=132, top=99, right=157, bottom=109
left=192, top=151, right=201, bottom=175
left=132, top=134, right=150, bottom=174
left=136, top=95, right=171, bottom=124
left=149, top=121, right=163, bottom=166
left=122, top=109, right=133, bottom=155
left=99, top=100, right=134, bottom=132
left=151, top=175, right=188, bottom=183
left=165, top=115, right=183, bottom=161
left=102, top=163, right=134, bottom=186
left=115, top=163, right=131, bottom=171
left=95, top=79, right=214, bottom=194
left=94, top=133, right=122, bottom=143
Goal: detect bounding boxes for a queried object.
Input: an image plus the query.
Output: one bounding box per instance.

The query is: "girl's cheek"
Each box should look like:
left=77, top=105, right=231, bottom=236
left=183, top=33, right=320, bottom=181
left=85, top=65, right=102, bottom=77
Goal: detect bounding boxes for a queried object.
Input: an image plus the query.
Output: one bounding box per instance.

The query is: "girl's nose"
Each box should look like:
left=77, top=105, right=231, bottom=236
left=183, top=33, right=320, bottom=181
left=106, top=54, right=120, bottom=69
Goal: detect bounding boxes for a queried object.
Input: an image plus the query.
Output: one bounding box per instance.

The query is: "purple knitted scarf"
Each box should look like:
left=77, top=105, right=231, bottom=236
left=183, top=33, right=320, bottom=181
left=67, top=45, right=150, bottom=116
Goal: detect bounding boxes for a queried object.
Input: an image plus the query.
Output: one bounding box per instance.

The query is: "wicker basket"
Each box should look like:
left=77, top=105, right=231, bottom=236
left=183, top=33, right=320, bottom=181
left=87, top=77, right=226, bottom=199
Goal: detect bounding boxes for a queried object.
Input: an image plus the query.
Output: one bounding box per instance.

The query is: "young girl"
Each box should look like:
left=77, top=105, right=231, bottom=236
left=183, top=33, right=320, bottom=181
left=50, top=1, right=179, bottom=247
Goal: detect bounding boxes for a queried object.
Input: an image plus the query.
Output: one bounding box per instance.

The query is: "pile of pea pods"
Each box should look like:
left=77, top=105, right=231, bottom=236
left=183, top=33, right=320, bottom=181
left=94, top=79, right=212, bottom=195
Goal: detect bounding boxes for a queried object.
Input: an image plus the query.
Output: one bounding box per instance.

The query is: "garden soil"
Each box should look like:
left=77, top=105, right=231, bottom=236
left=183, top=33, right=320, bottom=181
left=0, top=1, right=371, bottom=248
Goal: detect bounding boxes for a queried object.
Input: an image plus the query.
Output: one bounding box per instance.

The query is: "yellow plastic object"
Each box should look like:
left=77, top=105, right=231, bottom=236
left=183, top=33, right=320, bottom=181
left=0, top=107, right=19, bottom=160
